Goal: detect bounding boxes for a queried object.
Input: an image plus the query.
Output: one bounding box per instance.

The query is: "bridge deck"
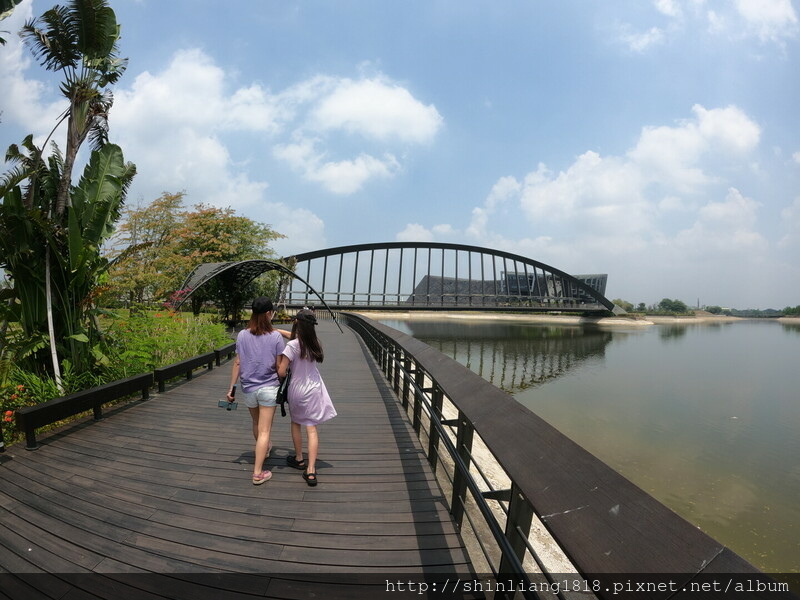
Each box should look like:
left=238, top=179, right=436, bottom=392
left=0, top=322, right=478, bottom=599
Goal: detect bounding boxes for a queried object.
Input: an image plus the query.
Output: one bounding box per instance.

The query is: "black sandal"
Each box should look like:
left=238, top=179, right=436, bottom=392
left=303, top=471, right=318, bottom=487
left=286, top=455, right=307, bottom=470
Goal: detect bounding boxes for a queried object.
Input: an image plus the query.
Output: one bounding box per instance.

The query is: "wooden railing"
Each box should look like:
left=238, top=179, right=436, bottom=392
left=339, top=312, right=780, bottom=599
left=11, top=341, right=236, bottom=450
left=154, top=351, right=216, bottom=393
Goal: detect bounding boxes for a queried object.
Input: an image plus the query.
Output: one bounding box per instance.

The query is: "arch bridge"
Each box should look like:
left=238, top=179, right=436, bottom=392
left=175, top=242, right=621, bottom=314
left=282, top=242, right=622, bottom=314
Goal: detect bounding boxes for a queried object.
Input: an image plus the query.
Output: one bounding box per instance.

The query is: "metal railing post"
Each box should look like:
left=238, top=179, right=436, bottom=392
left=450, top=411, right=474, bottom=529
left=410, top=361, right=424, bottom=412
left=401, top=355, right=411, bottom=408
left=427, top=386, right=444, bottom=473
left=386, top=342, right=394, bottom=381
left=393, top=348, right=401, bottom=393
left=499, top=483, right=534, bottom=575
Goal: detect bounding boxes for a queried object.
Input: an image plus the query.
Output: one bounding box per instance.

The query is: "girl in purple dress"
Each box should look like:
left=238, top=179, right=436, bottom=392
left=277, top=309, right=336, bottom=486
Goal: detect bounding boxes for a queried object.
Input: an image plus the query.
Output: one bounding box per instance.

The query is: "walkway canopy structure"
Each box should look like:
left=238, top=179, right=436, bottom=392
left=171, top=243, right=623, bottom=315
left=172, top=259, right=342, bottom=328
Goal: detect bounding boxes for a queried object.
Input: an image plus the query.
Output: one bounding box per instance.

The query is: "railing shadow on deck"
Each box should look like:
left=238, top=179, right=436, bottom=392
left=339, top=312, right=795, bottom=600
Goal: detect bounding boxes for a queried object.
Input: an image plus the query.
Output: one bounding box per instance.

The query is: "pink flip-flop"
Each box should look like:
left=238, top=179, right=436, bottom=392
left=252, top=470, right=272, bottom=485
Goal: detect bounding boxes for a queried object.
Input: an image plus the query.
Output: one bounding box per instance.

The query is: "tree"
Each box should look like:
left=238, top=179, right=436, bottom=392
left=106, top=198, right=284, bottom=322
left=0, top=0, right=133, bottom=383
left=658, top=298, right=689, bottom=314
left=174, top=204, right=283, bottom=322
left=612, top=298, right=634, bottom=313
left=105, top=192, right=186, bottom=305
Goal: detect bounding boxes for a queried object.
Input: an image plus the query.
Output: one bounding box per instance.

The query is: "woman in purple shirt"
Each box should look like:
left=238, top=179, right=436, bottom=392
left=227, top=297, right=289, bottom=484
left=277, top=309, right=337, bottom=486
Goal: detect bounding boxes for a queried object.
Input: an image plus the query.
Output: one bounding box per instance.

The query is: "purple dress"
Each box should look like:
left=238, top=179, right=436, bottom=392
left=281, top=339, right=337, bottom=426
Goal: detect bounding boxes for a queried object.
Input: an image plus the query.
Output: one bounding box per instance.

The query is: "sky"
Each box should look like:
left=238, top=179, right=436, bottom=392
left=1, top=0, right=799, bottom=309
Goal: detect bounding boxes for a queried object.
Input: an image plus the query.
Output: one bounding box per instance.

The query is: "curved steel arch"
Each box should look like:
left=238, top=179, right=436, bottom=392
left=172, top=259, right=343, bottom=330
left=284, top=242, right=623, bottom=314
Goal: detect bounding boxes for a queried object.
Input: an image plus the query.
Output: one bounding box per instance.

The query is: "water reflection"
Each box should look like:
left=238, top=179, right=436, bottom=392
left=658, top=325, right=689, bottom=340
left=381, top=319, right=613, bottom=393
left=781, top=321, right=800, bottom=334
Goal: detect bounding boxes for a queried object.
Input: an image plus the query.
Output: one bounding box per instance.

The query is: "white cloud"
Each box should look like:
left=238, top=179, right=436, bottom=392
left=620, top=26, right=666, bottom=52
left=466, top=176, right=521, bottom=238
left=734, top=0, right=799, bottom=43
left=654, top=0, right=683, bottom=18
left=693, top=104, right=761, bottom=152
left=395, top=223, right=458, bottom=243
left=273, top=137, right=400, bottom=195
left=619, top=0, right=798, bottom=50
left=111, top=49, right=276, bottom=210
left=396, top=223, right=436, bottom=242
left=114, top=49, right=285, bottom=136
left=99, top=49, right=443, bottom=215
left=792, top=151, right=800, bottom=165
left=518, top=152, right=650, bottom=235
left=0, top=0, right=68, bottom=140
left=274, top=75, right=442, bottom=192
left=432, top=224, right=455, bottom=236
left=310, top=78, right=443, bottom=144
left=269, top=205, right=327, bottom=256
left=674, top=188, right=766, bottom=256
left=628, top=104, right=760, bottom=191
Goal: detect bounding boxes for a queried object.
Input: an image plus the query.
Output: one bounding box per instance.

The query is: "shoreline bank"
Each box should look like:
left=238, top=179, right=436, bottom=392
left=354, top=310, right=800, bottom=327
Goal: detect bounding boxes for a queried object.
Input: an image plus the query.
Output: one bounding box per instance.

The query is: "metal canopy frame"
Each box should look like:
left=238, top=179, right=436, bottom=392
left=172, top=259, right=343, bottom=331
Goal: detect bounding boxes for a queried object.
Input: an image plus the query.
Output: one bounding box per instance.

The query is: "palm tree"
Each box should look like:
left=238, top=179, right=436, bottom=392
left=19, top=0, right=127, bottom=214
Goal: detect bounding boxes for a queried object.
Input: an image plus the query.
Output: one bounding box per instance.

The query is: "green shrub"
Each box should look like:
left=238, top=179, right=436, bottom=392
left=102, top=310, right=231, bottom=377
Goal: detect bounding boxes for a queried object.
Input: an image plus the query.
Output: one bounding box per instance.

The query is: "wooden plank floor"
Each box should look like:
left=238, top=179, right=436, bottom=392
left=0, top=322, right=481, bottom=599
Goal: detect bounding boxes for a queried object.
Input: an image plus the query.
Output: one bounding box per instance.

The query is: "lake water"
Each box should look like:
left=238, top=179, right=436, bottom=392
left=376, top=316, right=800, bottom=573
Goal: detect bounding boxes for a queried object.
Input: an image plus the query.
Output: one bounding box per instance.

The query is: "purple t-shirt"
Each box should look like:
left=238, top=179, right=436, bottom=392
left=236, top=329, right=285, bottom=393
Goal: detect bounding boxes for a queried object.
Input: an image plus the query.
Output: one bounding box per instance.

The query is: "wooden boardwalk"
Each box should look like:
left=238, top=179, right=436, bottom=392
left=0, top=322, right=480, bottom=599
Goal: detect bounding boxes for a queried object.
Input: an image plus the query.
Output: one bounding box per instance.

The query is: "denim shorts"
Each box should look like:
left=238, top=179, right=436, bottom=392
left=242, top=385, right=278, bottom=409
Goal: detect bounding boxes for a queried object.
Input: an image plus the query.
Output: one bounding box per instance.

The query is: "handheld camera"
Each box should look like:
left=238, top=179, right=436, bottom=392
left=219, top=385, right=237, bottom=410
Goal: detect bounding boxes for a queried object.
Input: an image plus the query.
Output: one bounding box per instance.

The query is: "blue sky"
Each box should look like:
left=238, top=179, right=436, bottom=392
left=2, top=0, right=799, bottom=309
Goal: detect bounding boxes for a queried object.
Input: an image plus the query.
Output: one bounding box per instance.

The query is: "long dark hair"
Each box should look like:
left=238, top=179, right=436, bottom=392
left=247, top=311, right=274, bottom=335
left=290, top=313, right=323, bottom=362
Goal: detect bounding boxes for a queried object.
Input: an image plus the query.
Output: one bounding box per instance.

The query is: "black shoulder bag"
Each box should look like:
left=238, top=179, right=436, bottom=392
left=276, top=370, right=291, bottom=417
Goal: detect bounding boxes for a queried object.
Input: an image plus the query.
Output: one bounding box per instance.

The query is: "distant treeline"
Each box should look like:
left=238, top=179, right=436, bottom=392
left=613, top=299, right=800, bottom=317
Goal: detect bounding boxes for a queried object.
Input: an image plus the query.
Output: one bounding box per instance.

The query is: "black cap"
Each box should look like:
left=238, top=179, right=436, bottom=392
left=251, top=297, right=273, bottom=314
left=294, top=308, right=317, bottom=325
